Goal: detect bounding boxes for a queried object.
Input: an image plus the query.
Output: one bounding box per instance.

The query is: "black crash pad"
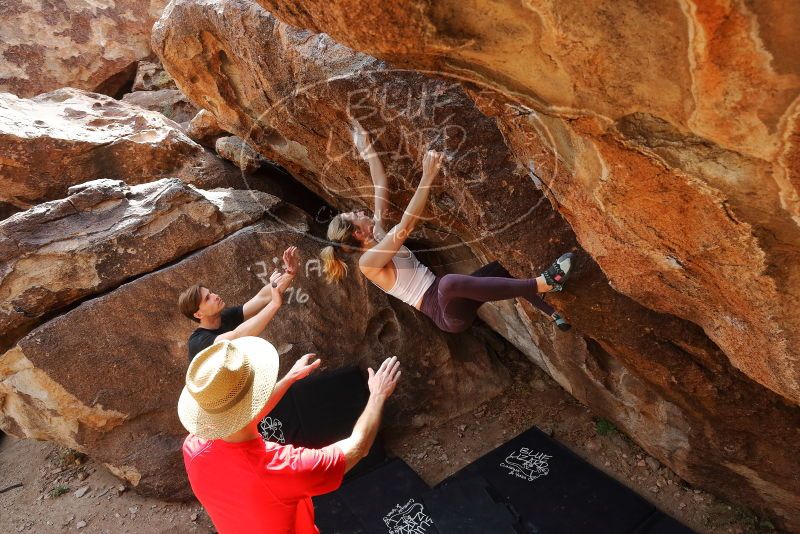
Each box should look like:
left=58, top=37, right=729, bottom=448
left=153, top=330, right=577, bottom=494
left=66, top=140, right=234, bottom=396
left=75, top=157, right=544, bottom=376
left=313, top=491, right=368, bottom=534
left=335, top=458, right=438, bottom=534
left=439, top=426, right=661, bottom=534
left=633, top=511, right=696, bottom=534
left=313, top=425, right=694, bottom=534
left=315, top=465, right=526, bottom=534
left=422, top=475, right=522, bottom=533
left=258, top=366, right=386, bottom=479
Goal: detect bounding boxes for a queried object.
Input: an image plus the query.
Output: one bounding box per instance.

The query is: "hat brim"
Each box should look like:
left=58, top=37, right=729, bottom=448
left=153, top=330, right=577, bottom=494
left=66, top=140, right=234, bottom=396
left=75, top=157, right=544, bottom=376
left=177, top=337, right=279, bottom=440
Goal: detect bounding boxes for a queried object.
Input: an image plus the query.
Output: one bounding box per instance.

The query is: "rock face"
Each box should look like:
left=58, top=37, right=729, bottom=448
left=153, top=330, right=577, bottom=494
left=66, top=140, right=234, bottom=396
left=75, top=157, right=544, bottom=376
left=242, top=0, right=800, bottom=427
left=0, top=178, right=276, bottom=352
left=131, top=60, right=178, bottom=92
left=152, top=1, right=800, bottom=528
left=215, top=136, right=267, bottom=174
left=186, top=109, right=227, bottom=147
left=253, top=0, right=800, bottom=408
left=0, top=88, right=240, bottom=210
left=0, top=213, right=509, bottom=498
left=0, top=0, right=169, bottom=98
left=121, top=89, right=199, bottom=126
left=258, top=0, right=800, bottom=164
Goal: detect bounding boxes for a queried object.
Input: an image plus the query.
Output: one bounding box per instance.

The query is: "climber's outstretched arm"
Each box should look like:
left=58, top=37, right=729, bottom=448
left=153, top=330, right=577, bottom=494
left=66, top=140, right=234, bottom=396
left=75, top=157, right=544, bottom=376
left=359, top=150, right=443, bottom=274
left=353, top=124, right=389, bottom=235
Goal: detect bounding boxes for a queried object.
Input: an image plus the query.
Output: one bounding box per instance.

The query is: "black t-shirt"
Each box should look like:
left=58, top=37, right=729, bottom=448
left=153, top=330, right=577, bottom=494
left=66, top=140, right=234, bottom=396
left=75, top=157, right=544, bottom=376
left=187, top=306, right=245, bottom=362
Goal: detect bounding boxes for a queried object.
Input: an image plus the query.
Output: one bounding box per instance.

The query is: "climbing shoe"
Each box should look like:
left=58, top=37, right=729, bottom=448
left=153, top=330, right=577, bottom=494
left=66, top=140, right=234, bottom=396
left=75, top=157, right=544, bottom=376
left=541, top=252, right=575, bottom=292
left=551, top=312, right=572, bottom=332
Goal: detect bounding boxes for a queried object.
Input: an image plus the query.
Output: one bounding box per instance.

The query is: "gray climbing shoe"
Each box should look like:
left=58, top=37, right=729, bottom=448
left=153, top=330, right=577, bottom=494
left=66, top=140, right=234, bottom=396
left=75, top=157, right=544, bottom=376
left=541, top=252, right=575, bottom=292
left=551, top=312, right=572, bottom=332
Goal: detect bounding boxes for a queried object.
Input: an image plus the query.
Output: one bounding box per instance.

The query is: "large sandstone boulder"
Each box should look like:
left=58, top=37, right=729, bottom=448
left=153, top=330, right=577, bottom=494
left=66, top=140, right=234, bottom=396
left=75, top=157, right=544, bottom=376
left=251, top=0, right=800, bottom=411
left=0, top=0, right=170, bottom=98
left=257, top=0, right=800, bottom=164
left=0, top=213, right=509, bottom=498
left=0, top=178, right=276, bottom=352
left=152, top=1, right=800, bottom=528
left=0, top=88, right=242, bottom=210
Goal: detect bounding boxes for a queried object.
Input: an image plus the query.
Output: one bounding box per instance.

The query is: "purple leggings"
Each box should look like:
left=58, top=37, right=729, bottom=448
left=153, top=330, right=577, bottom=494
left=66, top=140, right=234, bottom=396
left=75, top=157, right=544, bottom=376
left=420, top=262, right=554, bottom=333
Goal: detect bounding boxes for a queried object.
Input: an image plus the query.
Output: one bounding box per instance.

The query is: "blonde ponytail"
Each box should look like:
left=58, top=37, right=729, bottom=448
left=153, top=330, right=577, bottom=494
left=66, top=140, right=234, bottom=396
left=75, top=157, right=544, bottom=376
left=321, top=214, right=360, bottom=284
left=320, top=246, right=348, bottom=283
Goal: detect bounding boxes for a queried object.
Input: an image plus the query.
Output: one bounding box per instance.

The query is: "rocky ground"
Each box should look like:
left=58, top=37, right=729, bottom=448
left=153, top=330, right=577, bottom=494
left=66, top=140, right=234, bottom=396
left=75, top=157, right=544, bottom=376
left=0, top=438, right=211, bottom=533
left=0, top=328, right=776, bottom=534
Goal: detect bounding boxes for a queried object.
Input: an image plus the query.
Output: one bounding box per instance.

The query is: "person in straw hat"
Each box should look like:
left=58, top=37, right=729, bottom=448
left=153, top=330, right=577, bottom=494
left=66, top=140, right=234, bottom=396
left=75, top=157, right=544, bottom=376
left=179, top=336, right=401, bottom=534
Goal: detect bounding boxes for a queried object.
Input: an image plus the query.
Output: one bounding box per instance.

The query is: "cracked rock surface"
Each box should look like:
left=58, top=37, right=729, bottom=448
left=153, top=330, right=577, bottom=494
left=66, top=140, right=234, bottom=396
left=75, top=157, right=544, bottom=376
left=0, top=89, right=240, bottom=210
left=0, top=178, right=276, bottom=351
left=153, top=1, right=800, bottom=528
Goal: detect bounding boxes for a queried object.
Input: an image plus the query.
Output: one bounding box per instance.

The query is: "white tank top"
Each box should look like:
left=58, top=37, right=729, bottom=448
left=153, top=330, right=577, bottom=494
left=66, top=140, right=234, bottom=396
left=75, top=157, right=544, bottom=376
left=370, top=221, right=436, bottom=307
left=383, top=246, right=437, bottom=307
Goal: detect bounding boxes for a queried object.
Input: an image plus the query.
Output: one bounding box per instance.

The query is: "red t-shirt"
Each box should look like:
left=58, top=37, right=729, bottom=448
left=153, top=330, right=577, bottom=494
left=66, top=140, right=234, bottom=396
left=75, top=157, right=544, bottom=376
left=183, top=434, right=346, bottom=534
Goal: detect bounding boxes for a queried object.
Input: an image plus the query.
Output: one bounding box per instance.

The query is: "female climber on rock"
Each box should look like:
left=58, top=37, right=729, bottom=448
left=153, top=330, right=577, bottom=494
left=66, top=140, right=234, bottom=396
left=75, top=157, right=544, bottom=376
left=320, top=124, right=575, bottom=333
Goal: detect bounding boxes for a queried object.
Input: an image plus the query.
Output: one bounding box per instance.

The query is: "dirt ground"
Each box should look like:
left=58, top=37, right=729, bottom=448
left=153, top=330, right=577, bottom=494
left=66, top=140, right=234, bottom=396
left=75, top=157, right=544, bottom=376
left=0, top=341, right=779, bottom=534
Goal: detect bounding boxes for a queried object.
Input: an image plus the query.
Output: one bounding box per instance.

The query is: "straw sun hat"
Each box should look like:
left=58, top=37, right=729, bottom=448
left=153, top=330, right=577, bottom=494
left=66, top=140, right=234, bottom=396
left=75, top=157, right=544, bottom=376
left=178, top=337, right=279, bottom=440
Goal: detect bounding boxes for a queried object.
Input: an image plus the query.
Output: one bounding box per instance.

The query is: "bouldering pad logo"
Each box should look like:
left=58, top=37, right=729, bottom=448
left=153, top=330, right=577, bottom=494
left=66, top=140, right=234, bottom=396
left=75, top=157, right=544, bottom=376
left=383, top=498, right=434, bottom=534
left=258, top=416, right=285, bottom=444
left=500, top=447, right=552, bottom=482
